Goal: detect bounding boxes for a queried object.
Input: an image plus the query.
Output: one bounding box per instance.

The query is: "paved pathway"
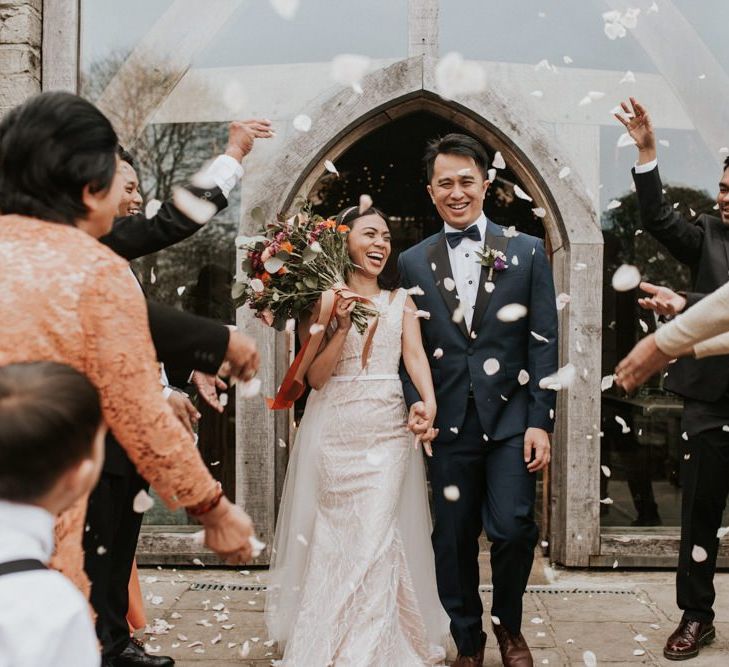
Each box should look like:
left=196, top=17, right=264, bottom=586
left=136, top=561, right=729, bottom=665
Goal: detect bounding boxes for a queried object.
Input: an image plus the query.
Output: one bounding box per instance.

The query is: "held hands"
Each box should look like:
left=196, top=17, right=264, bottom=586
left=224, top=119, right=274, bottom=162
left=334, top=296, right=356, bottom=333
left=637, top=281, right=686, bottom=318
left=615, top=334, right=673, bottom=393
left=614, top=97, right=656, bottom=162
left=524, top=427, right=551, bottom=472
left=197, top=496, right=256, bottom=565
left=167, top=390, right=200, bottom=436
left=220, top=327, right=259, bottom=383
left=192, top=371, right=228, bottom=413
left=407, top=401, right=438, bottom=457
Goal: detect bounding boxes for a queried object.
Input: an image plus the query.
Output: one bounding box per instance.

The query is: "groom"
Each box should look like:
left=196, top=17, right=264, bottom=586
left=398, top=134, right=558, bottom=667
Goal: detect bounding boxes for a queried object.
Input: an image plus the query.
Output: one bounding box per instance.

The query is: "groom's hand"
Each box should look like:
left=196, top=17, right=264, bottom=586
left=408, top=401, right=430, bottom=433
left=524, top=427, right=551, bottom=472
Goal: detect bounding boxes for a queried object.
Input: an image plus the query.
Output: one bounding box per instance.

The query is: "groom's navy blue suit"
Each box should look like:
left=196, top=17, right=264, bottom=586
left=398, top=217, right=558, bottom=653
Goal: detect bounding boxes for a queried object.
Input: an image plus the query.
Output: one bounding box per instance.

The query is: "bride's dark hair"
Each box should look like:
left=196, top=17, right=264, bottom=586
left=334, top=205, right=399, bottom=290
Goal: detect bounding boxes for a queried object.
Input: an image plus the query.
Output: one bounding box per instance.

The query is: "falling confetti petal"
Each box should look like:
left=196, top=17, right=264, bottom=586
left=563, top=55, right=573, bottom=64
left=634, top=634, right=647, bottom=642
left=450, top=426, right=459, bottom=434
left=433, top=348, right=444, bottom=359
left=133, top=489, right=155, bottom=513
left=177, top=286, right=186, bottom=296
left=192, top=558, right=205, bottom=566
left=239, top=378, right=262, bottom=398
left=531, top=331, right=549, bottom=343
left=407, top=285, right=424, bottom=296
left=633, top=649, right=645, bottom=656
left=296, top=534, right=308, bottom=547
left=503, top=226, right=519, bottom=238
left=492, top=151, right=506, bottom=169
left=443, top=485, right=460, bottom=501
left=612, top=264, right=641, bottom=291
left=443, top=277, right=456, bottom=292
left=414, top=310, right=431, bottom=320
left=173, top=187, right=217, bottom=224
left=487, top=168, right=497, bottom=182
left=600, top=497, right=613, bottom=505
left=617, top=132, right=637, bottom=148
left=601, top=374, right=615, bottom=391
left=556, top=293, right=571, bottom=310
left=601, top=465, right=612, bottom=478
left=692, top=545, right=708, bottom=562
left=249, top=535, right=266, bottom=558
left=239, top=641, right=251, bottom=658
left=497, top=303, right=528, bottom=322
left=485, top=281, right=495, bottom=293
left=452, top=305, right=465, bottom=324
left=518, top=370, right=530, bottom=385
left=658, top=139, right=670, bottom=148
left=269, top=0, right=299, bottom=20
left=491, top=615, right=501, bottom=625
left=145, top=199, right=162, bottom=219
left=483, top=358, right=500, bottom=375
left=331, top=54, right=371, bottom=93
left=559, top=167, right=571, bottom=179
left=513, top=185, right=533, bottom=201
left=435, top=52, right=487, bottom=100
left=292, top=114, right=311, bottom=132
left=539, top=364, right=576, bottom=391
left=619, top=70, right=636, bottom=84
left=717, top=527, right=729, bottom=539
left=606, top=199, right=622, bottom=210
left=309, top=323, right=325, bottom=335
left=324, top=160, right=339, bottom=176
left=639, top=319, right=649, bottom=333
left=583, top=650, right=597, bottom=667
left=615, top=415, right=631, bottom=434
left=531, top=617, right=544, bottom=624
left=532, top=207, right=546, bottom=218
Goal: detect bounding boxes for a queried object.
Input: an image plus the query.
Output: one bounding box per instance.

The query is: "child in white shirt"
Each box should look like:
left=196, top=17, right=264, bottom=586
left=0, top=361, right=105, bottom=667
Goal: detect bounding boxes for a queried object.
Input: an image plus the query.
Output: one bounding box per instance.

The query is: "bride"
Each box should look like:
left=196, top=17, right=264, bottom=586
left=265, top=204, right=449, bottom=665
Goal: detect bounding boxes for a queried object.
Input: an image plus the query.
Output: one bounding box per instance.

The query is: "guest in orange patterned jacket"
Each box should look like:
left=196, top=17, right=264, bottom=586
left=0, top=91, right=259, bottom=597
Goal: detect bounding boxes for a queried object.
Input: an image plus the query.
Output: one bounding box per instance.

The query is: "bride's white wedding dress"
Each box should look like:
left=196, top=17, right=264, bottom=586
left=265, top=288, right=448, bottom=666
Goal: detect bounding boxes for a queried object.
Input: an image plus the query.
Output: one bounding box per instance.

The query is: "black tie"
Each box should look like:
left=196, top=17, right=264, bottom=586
left=445, top=224, right=481, bottom=248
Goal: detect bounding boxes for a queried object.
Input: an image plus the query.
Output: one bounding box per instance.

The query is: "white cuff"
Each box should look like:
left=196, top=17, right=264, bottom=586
left=205, top=155, right=244, bottom=200
left=162, top=386, right=174, bottom=400
left=634, top=158, right=658, bottom=174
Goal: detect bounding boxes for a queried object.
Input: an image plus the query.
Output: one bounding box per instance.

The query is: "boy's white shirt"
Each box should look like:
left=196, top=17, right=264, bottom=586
left=0, top=500, right=99, bottom=667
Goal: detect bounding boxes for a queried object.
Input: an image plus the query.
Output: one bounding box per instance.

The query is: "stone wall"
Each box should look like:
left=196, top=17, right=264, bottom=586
left=0, top=0, right=41, bottom=116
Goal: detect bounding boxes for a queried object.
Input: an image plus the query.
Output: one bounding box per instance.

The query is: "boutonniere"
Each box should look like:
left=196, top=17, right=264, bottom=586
left=476, top=246, right=508, bottom=281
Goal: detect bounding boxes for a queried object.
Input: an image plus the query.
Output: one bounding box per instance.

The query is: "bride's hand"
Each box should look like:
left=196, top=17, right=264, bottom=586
left=409, top=401, right=437, bottom=457
left=334, top=297, right=356, bottom=332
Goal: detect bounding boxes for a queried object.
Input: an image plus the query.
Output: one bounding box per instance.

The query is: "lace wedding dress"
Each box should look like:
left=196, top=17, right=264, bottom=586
left=265, top=288, right=448, bottom=666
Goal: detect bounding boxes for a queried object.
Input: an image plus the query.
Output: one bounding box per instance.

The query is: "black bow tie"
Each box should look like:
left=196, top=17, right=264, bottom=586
left=445, top=224, right=481, bottom=248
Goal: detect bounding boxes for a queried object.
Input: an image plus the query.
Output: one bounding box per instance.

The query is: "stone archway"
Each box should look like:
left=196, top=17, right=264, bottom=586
left=236, top=56, right=603, bottom=566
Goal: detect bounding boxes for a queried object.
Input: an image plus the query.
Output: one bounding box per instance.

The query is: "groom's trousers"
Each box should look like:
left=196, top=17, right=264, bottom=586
left=427, top=401, right=538, bottom=655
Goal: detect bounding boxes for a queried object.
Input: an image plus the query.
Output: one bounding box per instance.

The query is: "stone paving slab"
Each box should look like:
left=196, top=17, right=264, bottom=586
left=137, top=566, right=729, bottom=665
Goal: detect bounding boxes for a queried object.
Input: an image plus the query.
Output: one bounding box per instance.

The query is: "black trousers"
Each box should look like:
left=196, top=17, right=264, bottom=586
left=427, top=404, right=538, bottom=655
left=678, top=427, right=729, bottom=623
left=83, top=464, right=147, bottom=657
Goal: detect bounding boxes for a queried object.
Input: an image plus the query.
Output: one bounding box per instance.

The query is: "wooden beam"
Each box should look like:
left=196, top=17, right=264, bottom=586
left=41, top=0, right=78, bottom=92
left=408, top=0, right=438, bottom=60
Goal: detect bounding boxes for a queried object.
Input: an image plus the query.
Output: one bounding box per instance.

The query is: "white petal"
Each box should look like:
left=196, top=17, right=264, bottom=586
left=407, top=285, right=424, bottom=296
left=563, top=55, right=573, bottom=64
left=582, top=650, right=597, bottom=667
left=615, top=415, right=631, bottom=433
left=588, top=91, right=605, bottom=101
left=491, top=615, right=501, bottom=625
left=511, top=255, right=519, bottom=266
left=518, top=370, right=530, bottom=385
left=606, top=199, right=622, bottom=210
left=435, top=52, right=487, bottom=100
left=600, top=497, right=613, bottom=505
left=239, top=641, right=251, bottom=658
left=513, top=184, right=533, bottom=201
left=578, top=95, right=592, bottom=107
left=556, top=293, right=571, bottom=310
left=133, top=489, right=155, bottom=513
left=639, top=319, right=648, bottom=333
left=330, top=54, right=371, bottom=93
left=172, top=187, right=217, bottom=224
left=292, top=114, right=312, bottom=132
left=692, top=545, right=708, bottom=562
left=558, top=167, right=571, bottom=179
left=443, top=485, right=460, bottom=501
left=532, top=207, right=546, bottom=218
left=433, top=348, right=444, bottom=359
left=324, top=159, right=339, bottom=176
left=443, top=277, right=456, bottom=291
left=538, top=363, right=576, bottom=391
left=717, top=527, right=729, bottom=539
left=484, top=281, right=495, bottom=293
left=503, top=226, right=519, bottom=238
left=531, top=617, right=544, bottom=624
left=531, top=331, right=549, bottom=343
left=269, top=0, right=299, bottom=20
left=492, top=151, right=506, bottom=169
left=634, top=633, right=647, bottom=642
left=487, top=168, right=497, bottom=182
left=219, top=393, right=229, bottom=407
left=601, top=374, right=615, bottom=391
left=452, top=305, right=465, bottom=323
left=296, top=533, right=308, bottom=547
left=617, top=132, right=637, bottom=148
left=612, top=264, right=641, bottom=291
left=145, top=199, right=162, bottom=219
left=574, top=262, right=587, bottom=271
left=633, top=649, right=646, bottom=656
left=620, top=8, right=640, bottom=29
left=176, top=284, right=186, bottom=296
left=620, top=70, right=636, bottom=84
left=414, top=309, right=431, bottom=320
left=239, top=378, right=262, bottom=398
left=483, top=358, right=500, bottom=375
left=309, top=323, right=325, bottom=335
left=497, top=303, right=528, bottom=322
left=659, top=139, right=670, bottom=148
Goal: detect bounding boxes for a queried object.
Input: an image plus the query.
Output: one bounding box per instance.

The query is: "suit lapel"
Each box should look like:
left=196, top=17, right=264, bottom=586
left=471, top=220, right=509, bottom=333
left=426, top=234, right=470, bottom=339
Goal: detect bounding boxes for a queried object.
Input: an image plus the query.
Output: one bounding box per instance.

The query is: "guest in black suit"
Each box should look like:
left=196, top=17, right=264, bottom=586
left=399, top=134, right=558, bottom=667
left=616, top=97, right=729, bottom=661
left=84, top=120, right=271, bottom=667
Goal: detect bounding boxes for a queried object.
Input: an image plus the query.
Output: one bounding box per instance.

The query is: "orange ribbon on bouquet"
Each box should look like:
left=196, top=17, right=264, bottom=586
left=266, top=284, right=379, bottom=410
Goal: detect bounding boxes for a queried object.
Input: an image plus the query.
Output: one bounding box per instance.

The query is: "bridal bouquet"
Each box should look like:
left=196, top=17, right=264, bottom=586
left=233, top=205, right=376, bottom=334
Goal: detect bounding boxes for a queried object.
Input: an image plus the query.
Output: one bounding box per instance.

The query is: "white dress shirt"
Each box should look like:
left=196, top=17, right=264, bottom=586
left=205, top=154, right=244, bottom=201
left=0, top=501, right=99, bottom=667
left=634, top=158, right=658, bottom=174
left=444, top=212, right=487, bottom=330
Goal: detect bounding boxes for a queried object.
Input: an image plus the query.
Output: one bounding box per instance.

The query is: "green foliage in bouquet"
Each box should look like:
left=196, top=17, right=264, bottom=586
left=233, top=202, right=376, bottom=334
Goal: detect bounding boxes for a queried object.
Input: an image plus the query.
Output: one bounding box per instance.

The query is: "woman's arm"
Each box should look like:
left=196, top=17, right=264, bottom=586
left=401, top=295, right=437, bottom=450
left=301, top=297, right=355, bottom=390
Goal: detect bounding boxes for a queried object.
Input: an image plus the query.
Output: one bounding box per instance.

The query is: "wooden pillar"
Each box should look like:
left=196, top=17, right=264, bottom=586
left=408, top=0, right=438, bottom=60
left=41, top=0, right=78, bottom=93
left=0, top=0, right=42, bottom=115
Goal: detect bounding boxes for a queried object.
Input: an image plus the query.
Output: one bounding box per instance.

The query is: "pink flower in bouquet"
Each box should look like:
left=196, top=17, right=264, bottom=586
left=261, top=246, right=273, bottom=262
left=258, top=308, right=275, bottom=326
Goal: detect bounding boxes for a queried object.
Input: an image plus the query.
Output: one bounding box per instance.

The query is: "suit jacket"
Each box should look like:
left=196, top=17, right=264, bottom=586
left=99, top=184, right=230, bottom=474
left=633, top=165, right=729, bottom=403
left=398, top=219, right=558, bottom=443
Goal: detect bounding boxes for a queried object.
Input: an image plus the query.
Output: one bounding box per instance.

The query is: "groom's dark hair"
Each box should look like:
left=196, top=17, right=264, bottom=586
left=423, top=133, right=490, bottom=182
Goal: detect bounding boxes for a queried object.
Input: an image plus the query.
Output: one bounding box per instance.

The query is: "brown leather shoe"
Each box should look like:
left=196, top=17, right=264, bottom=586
left=663, top=619, right=715, bottom=660
left=452, top=631, right=486, bottom=667
left=492, top=622, right=533, bottom=667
